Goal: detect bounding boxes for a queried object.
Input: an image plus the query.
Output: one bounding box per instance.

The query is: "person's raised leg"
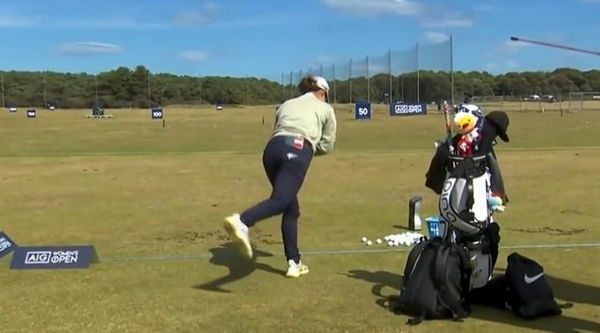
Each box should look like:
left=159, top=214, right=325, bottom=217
left=224, top=138, right=281, bottom=259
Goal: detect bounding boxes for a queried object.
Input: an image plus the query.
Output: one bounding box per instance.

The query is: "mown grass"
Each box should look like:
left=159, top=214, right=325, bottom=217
left=1, top=106, right=599, bottom=332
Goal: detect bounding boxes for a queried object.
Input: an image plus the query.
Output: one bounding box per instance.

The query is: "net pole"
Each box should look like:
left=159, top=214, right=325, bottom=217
left=349, top=58, right=353, bottom=103
left=333, top=63, right=337, bottom=104
left=289, top=71, right=293, bottom=98
left=416, top=42, right=420, bottom=104
left=95, top=75, right=99, bottom=105
left=1, top=74, right=5, bottom=108
left=43, top=71, right=47, bottom=108
left=281, top=72, right=284, bottom=101
left=147, top=70, right=151, bottom=108
left=450, top=35, right=455, bottom=106
left=367, top=56, right=370, bottom=103
left=389, top=49, right=393, bottom=104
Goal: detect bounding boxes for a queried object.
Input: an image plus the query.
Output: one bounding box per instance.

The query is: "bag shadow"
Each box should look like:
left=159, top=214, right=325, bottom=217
left=344, top=269, right=600, bottom=332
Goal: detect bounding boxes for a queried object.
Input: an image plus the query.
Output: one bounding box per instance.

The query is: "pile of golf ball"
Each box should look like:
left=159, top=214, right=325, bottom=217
left=361, top=232, right=425, bottom=247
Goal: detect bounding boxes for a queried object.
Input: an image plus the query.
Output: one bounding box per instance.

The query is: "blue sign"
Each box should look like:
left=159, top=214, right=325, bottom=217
left=389, top=103, right=427, bottom=116
left=27, top=109, right=36, bottom=118
left=151, top=107, right=163, bottom=119
left=354, top=102, right=372, bottom=120
left=10, top=245, right=98, bottom=270
left=0, top=231, right=17, bottom=260
left=8, top=106, right=17, bottom=113
left=216, top=103, right=224, bottom=111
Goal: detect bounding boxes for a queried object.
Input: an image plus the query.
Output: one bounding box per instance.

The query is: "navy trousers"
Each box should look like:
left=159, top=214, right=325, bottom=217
left=241, top=135, right=313, bottom=263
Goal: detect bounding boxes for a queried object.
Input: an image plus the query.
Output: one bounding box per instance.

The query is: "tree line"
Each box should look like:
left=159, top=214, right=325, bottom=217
left=1, top=66, right=599, bottom=108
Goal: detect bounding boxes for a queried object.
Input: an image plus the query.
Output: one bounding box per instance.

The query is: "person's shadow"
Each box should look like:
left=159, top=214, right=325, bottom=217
left=344, top=269, right=600, bottom=333
left=193, top=243, right=286, bottom=293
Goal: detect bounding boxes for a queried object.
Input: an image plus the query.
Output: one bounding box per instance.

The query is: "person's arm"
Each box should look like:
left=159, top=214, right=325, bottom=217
left=315, top=108, right=337, bottom=155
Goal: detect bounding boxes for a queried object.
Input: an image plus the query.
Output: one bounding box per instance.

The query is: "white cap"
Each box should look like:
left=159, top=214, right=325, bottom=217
left=314, top=76, right=329, bottom=94
left=313, top=76, right=329, bottom=101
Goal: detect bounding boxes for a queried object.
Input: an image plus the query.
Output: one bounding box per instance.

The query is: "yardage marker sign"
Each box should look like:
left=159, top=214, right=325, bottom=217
left=151, top=107, right=163, bottom=119
left=354, top=102, right=372, bottom=120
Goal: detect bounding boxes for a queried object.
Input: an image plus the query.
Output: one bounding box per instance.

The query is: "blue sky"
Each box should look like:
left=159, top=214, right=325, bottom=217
left=0, top=0, right=599, bottom=81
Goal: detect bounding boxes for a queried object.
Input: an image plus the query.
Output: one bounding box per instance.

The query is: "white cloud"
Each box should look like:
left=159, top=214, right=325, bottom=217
left=423, top=16, right=475, bottom=28
left=322, top=0, right=421, bottom=17
left=473, top=5, right=494, bottom=12
left=500, top=39, right=531, bottom=54
left=322, top=1, right=475, bottom=29
left=62, top=18, right=169, bottom=29
left=424, top=31, right=449, bottom=43
left=484, top=39, right=527, bottom=73
left=175, top=12, right=211, bottom=25
left=177, top=50, right=209, bottom=62
left=175, top=1, right=219, bottom=26
left=203, top=1, right=220, bottom=11
left=0, top=13, right=169, bottom=30
left=0, top=14, right=37, bottom=27
left=58, top=42, right=122, bottom=56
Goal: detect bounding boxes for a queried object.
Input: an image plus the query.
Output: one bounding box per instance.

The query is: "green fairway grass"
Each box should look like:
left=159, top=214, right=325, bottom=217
left=1, top=106, right=599, bottom=332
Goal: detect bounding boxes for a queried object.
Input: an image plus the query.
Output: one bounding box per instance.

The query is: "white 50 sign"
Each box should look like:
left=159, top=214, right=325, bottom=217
left=354, top=103, right=372, bottom=120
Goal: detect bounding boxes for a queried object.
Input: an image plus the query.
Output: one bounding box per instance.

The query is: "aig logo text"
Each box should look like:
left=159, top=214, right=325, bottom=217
left=25, top=250, right=79, bottom=264
left=394, top=104, right=423, bottom=114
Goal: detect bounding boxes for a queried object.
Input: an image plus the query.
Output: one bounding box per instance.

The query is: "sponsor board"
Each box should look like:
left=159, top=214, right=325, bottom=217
left=10, top=246, right=98, bottom=269
left=0, top=231, right=17, bottom=260
left=389, top=103, right=427, bottom=116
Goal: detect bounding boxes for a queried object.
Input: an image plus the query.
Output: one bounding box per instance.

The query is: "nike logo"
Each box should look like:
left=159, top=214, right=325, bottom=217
left=286, top=153, right=298, bottom=160
left=524, top=272, right=544, bottom=284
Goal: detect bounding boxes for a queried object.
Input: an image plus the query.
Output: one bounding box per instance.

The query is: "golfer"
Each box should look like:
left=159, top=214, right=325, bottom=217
left=224, top=76, right=337, bottom=278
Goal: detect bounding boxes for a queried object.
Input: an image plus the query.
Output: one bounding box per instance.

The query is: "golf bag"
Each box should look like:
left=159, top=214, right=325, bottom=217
left=393, top=237, right=471, bottom=325
left=426, top=110, right=510, bottom=291
left=438, top=154, right=502, bottom=290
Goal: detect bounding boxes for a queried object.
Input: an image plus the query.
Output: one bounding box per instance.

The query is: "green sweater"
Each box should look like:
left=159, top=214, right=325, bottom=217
left=272, top=92, right=337, bottom=154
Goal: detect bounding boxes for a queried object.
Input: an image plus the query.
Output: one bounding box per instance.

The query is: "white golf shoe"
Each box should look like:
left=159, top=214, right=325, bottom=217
left=285, top=259, right=309, bottom=278
left=224, top=214, right=253, bottom=259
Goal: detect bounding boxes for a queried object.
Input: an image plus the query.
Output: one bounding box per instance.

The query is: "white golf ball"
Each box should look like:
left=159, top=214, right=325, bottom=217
left=361, top=237, right=368, bottom=242
left=366, top=240, right=373, bottom=246
left=376, top=238, right=382, bottom=244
